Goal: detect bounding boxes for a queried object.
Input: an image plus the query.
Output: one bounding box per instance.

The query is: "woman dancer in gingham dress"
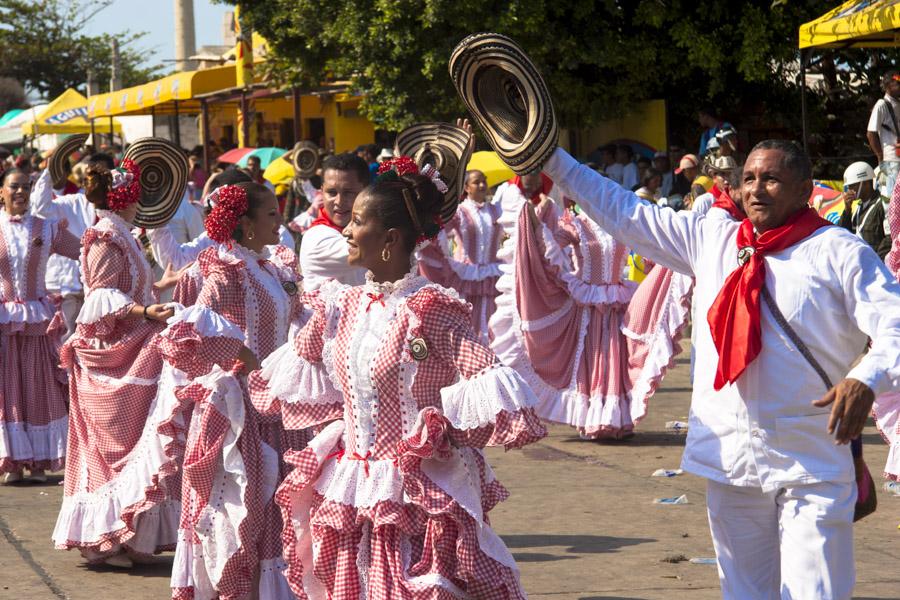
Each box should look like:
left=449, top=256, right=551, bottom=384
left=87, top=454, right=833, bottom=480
left=159, top=182, right=309, bottom=599
left=52, top=161, right=182, bottom=568
left=418, top=169, right=503, bottom=344
left=250, top=157, right=546, bottom=599
left=0, top=168, right=80, bottom=483
left=490, top=196, right=693, bottom=439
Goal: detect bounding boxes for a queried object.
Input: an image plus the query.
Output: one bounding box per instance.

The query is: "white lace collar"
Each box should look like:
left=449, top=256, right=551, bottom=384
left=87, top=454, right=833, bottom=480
left=364, top=263, right=426, bottom=298
left=96, top=209, right=133, bottom=234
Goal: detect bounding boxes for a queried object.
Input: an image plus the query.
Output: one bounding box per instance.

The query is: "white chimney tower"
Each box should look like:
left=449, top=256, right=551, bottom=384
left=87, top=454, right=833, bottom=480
left=174, top=0, right=197, bottom=71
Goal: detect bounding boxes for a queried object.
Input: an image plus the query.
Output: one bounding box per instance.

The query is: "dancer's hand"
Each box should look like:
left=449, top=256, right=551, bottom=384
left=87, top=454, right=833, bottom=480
left=143, top=303, right=175, bottom=322
left=153, top=263, right=189, bottom=291
left=237, top=346, right=260, bottom=374
left=812, top=378, right=875, bottom=444
left=456, top=117, right=475, bottom=152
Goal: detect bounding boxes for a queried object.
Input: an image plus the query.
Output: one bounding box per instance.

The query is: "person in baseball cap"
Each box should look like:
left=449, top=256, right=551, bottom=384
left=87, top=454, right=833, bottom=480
left=839, top=161, right=890, bottom=258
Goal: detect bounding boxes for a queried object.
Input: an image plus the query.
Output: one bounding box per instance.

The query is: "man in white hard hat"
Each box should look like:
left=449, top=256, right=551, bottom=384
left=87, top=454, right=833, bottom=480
left=839, top=161, right=890, bottom=259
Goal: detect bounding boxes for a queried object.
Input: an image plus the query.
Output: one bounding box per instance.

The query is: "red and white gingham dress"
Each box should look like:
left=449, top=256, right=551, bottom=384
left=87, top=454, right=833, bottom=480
left=0, top=211, right=79, bottom=473
left=418, top=199, right=504, bottom=344
left=248, top=271, right=546, bottom=599
left=159, top=242, right=309, bottom=600
left=53, top=210, right=181, bottom=561
left=490, top=205, right=693, bottom=439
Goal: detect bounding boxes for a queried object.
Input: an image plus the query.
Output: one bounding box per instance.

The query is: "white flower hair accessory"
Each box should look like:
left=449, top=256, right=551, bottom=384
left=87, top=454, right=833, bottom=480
left=420, top=164, right=449, bottom=194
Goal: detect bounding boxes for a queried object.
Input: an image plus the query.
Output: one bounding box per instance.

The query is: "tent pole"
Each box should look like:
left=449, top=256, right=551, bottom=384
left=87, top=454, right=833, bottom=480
left=800, top=48, right=808, bottom=153
left=292, top=87, right=301, bottom=144
left=109, top=116, right=114, bottom=148
left=201, top=98, right=211, bottom=174
left=174, top=100, right=181, bottom=148
left=90, top=118, right=96, bottom=147
left=151, top=107, right=156, bottom=137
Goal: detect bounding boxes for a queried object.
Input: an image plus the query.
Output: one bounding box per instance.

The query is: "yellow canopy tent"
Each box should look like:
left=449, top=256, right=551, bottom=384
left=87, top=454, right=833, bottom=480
left=87, top=64, right=237, bottom=119
left=799, top=0, right=900, bottom=49
left=797, top=1, right=900, bottom=149
left=22, top=88, right=120, bottom=135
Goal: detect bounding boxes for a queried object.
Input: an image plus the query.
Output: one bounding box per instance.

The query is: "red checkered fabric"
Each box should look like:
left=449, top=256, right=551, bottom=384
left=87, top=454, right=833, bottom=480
left=0, top=216, right=76, bottom=473
left=262, top=280, right=543, bottom=598
left=56, top=218, right=177, bottom=556
left=166, top=243, right=310, bottom=598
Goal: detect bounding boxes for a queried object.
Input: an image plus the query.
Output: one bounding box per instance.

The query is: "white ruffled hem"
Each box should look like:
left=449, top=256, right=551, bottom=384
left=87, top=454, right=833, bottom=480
left=873, top=390, right=900, bottom=480
left=52, top=364, right=185, bottom=552
left=0, top=416, right=67, bottom=463
left=258, top=342, right=342, bottom=407
left=440, top=365, right=539, bottom=431
left=315, top=452, right=404, bottom=508
left=0, top=298, right=57, bottom=325
left=163, top=304, right=244, bottom=341
left=621, top=270, right=693, bottom=413
left=77, top=288, right=133, bottom=324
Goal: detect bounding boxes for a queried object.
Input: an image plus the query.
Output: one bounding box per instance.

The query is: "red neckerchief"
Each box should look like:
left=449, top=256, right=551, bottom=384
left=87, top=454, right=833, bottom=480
left=310, top=207, right=343, bottom=233
left=707, top=207, right=830, bottom=390
left=511, top=173, right=553, bottom=205
left=710, top=185, right=745, bottom=221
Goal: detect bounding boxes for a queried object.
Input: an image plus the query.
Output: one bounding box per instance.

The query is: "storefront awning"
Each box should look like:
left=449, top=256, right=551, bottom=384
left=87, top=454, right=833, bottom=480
left=799, top=0, right=900, bottom=49
left=87, top=64, right=237, bottom=119
left=22, top=88, right=121, bottom=135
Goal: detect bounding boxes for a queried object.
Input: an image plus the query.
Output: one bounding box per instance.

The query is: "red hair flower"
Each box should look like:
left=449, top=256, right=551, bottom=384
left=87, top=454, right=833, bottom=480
left=106, top=158, right=142, bottom=211
left=377, top=155, right=419, bottom=177
left=205, top=185, right=248, bottom=243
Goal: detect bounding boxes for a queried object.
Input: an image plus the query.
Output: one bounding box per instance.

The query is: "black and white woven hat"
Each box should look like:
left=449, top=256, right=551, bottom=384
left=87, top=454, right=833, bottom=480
left=449, top=33, right=557, bottom=175
left=395, top=122, right=473, bottom=223
left=292, top=141, right=321, bottom=178
left=124, top=137, right=188, bottom=229
left=49, top=134, right=88, bottom=189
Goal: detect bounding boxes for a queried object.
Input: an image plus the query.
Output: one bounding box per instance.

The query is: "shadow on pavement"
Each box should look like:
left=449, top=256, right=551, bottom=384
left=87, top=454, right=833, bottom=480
left=557, top=433, right=687, bottom=448
left=501, top=534, right=654, bottom=555
left=79, top=554, right=174, bottom=578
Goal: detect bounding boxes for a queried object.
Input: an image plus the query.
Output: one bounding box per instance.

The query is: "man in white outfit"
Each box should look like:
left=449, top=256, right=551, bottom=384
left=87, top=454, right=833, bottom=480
left=544, top=139, right=900, bottom=599
left=298, top=153, right=369, bottom=290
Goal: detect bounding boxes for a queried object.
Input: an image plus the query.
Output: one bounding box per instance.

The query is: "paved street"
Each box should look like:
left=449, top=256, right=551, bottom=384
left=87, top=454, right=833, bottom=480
left=2, top=352, right=899, bottom=599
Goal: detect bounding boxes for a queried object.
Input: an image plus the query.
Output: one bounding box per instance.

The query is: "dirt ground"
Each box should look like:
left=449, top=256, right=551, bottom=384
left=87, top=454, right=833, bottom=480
left=1, top=352, right=899, bottom=599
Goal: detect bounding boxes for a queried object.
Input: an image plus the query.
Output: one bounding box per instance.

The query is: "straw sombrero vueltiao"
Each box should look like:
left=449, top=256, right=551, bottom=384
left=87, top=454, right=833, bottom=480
left=50, top=134, right=88, bottom=189
left=395, top=122, right=474, bottom=223
left=292, top=141, right=321, bottom=179
left=124, top=137, right=188, bottom=229
left=449, top=33, right=558, bottom=175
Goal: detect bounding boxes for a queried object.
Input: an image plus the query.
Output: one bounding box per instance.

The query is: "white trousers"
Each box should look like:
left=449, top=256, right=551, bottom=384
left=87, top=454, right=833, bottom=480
left=706, top=479, right=856, bottom=600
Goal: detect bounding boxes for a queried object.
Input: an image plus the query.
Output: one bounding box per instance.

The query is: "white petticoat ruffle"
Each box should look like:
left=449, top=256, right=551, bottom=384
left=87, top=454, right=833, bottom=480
left=0, top=297, right=57, bottom=324
left=52, top=364, right=185, bottom=554
left=440, top=364, right=539, bottom=431
left=163, top=304, right=244, bottom=341
left=0, top=416, right=67, bottom=463
left=537, top=218, right=637, bottom=306
left=258, top=342, right=342, bottom=407
left=77, top=288, right=133, bottom=324
left=873, top=389, right=900, bottom=480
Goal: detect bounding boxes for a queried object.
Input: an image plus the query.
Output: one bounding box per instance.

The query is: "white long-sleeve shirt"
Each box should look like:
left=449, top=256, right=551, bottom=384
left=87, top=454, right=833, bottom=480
left=298, top=224, right=366, bottom=291
left=546, top=148, right=900, bottom=491
left=30, top=169, right=95, bottom=294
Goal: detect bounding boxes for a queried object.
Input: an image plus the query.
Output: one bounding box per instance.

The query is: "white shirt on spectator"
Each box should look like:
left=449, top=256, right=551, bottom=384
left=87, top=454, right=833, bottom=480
left=867, top=93, right=900, bottom=162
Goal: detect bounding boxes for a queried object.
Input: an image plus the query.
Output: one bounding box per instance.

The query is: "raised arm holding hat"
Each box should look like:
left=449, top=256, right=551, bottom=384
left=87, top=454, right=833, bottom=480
left=451, top=32, right=900, bottom=599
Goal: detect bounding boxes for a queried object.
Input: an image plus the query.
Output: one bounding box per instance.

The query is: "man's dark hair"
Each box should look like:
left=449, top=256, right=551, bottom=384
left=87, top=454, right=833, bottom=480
left=210, top=167, right=253, bottom=190
left=322, top=152, right=369, bottom=184
left=750, top=139, right=812, bottom=181
left=88, top=152, right=115, bottom=170
left=882, top=69, right=900, bottom=89
left=617, top=144, right=634, bottom=158
left=698, top=104, right=718, bottom=118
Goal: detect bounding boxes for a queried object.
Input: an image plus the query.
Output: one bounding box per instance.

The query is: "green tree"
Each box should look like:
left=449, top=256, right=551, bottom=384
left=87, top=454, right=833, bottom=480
left=229, top=0, right=898, bottom=174
left=0, top=0, right=162, bottom=99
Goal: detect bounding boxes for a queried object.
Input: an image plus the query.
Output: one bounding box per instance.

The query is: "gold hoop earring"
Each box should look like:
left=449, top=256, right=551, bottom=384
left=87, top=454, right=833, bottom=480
left=246, top=229, right=255, bottom=241
left=381, top=248, right=391, bottom=262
